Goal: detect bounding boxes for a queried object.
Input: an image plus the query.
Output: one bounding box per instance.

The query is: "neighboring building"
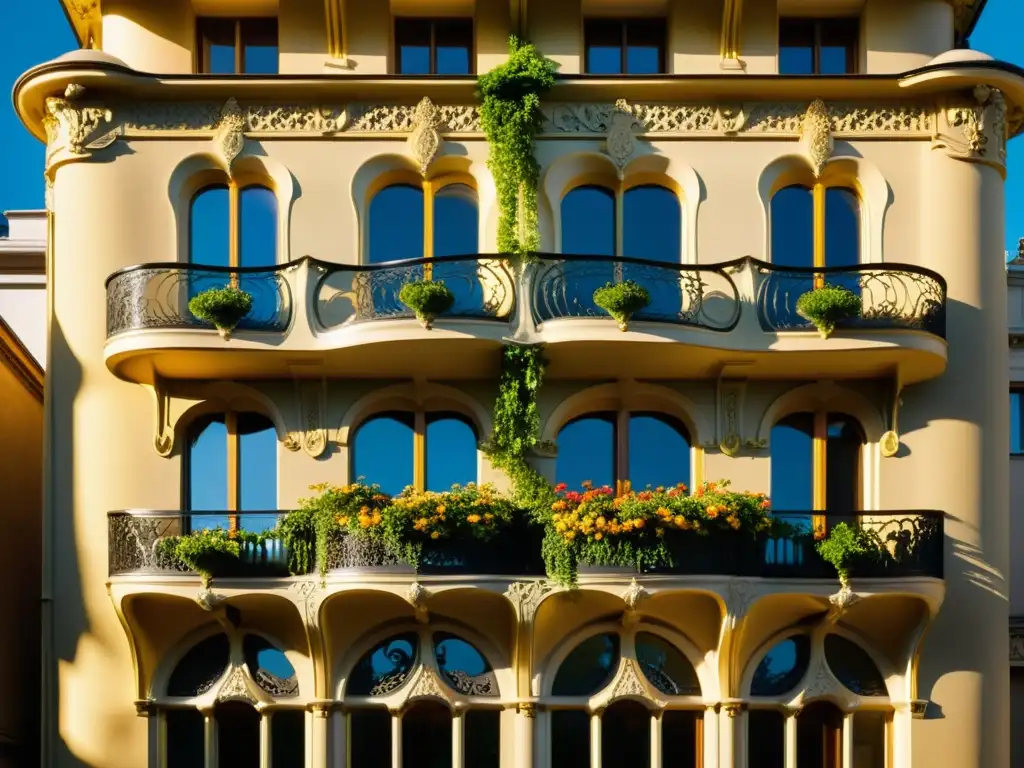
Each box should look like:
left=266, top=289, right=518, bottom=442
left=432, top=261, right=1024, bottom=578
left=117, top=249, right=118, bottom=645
left=0, top=210, right=46, bottom=366
left=12, top=1, right=1015, bottom=767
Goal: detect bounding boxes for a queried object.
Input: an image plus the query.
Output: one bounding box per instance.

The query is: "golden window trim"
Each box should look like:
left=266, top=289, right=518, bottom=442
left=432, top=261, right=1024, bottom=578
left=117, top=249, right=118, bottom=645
left=189, top=178, right=278, bottom=270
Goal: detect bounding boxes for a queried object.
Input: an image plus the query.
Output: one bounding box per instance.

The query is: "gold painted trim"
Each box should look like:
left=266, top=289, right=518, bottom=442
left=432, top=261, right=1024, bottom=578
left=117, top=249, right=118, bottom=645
left=0, top=317, right=43, bottom=403
left=720, top=0, right=743, bottom=62
left=413, top=411, right=426, bottom=492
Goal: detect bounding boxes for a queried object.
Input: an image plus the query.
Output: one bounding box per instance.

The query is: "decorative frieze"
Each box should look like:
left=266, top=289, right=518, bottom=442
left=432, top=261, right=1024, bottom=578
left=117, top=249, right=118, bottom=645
left=933, top=85, right=1008, bottom=170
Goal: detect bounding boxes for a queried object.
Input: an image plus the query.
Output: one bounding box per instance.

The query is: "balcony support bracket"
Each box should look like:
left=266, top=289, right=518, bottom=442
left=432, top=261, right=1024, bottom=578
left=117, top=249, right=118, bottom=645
left=881, top=373, right=903, bottom=458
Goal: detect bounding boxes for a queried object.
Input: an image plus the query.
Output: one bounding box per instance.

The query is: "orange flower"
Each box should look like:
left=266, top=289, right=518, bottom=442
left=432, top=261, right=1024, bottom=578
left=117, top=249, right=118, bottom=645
left=706, top=506, right=720, bottom=520
left=430, top=531, right=441, bottom=540
left=727, top=515, right=741, bottom=530
left=594, top=532, right=604, bottom=541
left=467, top=514, right=482, bottom=524
left=633, top=519, right=646, bottom=529
left=656, top=507, right=671, bottom=518
left=814, top=529, right=827, bottom=542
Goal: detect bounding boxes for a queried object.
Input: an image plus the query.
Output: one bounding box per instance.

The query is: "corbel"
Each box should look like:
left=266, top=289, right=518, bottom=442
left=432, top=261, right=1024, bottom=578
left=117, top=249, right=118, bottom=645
left=711, top=364, right=755, bottom=456
left=621, top=578, right=649, bottom=628
left=407, top=582, right=430, bottom=625
left=800, top=99, right=833, bottom=178
left=880, top=373, right=903, bottom=458
left=286, top=364, right=329, bottom=458
left=148, top=373, right=174, bottom=457
left=408, top=98, right=444, bottom=177
left=212, top=98, right=245, bottom=176
left=720, top=0, right=745, bottom=70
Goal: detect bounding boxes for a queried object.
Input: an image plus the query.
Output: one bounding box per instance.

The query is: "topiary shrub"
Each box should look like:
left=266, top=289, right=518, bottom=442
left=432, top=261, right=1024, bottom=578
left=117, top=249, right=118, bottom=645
left=816, top=522, right=876, bottom=589
left=188, top=285, right=254, bottom=339
left=795, top=284, right=861, bottom=339
left=593, top=280, right=651, bottom=331
left=399, top=280, right=455, bottom=329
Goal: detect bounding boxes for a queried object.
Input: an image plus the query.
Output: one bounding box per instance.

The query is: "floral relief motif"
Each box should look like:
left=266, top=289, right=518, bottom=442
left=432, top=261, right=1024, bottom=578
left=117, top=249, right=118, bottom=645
left=605, top=100, right=643, bottom=179
left=213, top=98, right=246, bottom=173
left=43, top=84, right=112, bottom=174
left=606, top=658, right=666, bottom=707
left=935, top=86, right=1008, bottom=169
left=217, top=666, right=259, bottom=705
left=408, top=666, right=457, bottom=705
left=407, top=97, right=445, bottom=176
left=801, top=99, right=834, bottom=178
left=504, top=580, right=557, bottom=623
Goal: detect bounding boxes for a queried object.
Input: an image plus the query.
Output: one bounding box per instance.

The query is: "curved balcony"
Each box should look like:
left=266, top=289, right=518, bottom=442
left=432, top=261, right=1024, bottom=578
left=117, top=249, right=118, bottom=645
left=103, top=255, right=946, bottom=384
left=108, top=509, right=944, bottom=584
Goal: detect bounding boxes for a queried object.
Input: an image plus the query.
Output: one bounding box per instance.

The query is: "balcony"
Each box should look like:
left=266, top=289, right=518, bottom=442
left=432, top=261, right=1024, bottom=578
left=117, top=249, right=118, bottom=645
left=108, top=509, right=944, bottom=583
left=104, top=255, right=947, bottom=384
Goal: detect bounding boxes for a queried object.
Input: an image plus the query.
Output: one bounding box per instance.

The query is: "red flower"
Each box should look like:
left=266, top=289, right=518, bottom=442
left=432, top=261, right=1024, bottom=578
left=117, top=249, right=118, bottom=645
left=554, top=483, right=567, bottom=493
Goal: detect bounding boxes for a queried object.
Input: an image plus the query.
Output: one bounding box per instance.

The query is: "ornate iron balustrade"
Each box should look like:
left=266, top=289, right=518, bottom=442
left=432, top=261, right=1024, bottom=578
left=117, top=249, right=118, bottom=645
left=105, top=263, right=293, bottom=337
left=314, top=254, right=516, bottom=329
left=109, top=510, right=942, bottom=580
left=530, top=253, right=742, bottom=331
left=108, top=511, right=292, bottom=577
left=754, top=261, right=947, bottom=339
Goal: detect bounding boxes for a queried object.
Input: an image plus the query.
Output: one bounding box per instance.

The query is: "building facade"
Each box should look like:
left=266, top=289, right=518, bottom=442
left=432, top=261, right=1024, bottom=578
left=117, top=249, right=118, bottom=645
left=0, top=210, right=46, bottom=365
left=13, top=1, right=1016, bottom=766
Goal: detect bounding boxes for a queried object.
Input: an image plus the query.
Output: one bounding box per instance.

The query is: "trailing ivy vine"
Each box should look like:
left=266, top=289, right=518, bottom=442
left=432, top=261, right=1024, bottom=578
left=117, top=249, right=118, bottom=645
left=477, top=36, right=557, bottom=254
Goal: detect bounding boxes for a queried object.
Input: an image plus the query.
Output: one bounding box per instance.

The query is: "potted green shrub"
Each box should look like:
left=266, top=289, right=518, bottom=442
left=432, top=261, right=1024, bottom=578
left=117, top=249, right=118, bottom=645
left=816, top=522, right=875, bottom=591
left=399, top=280, right=456, bottom=329
left=188, top=285, right=254, bottom=339
left=593, top=280, right=651, bottom=331
left=795, top=284, right=861, bottom=339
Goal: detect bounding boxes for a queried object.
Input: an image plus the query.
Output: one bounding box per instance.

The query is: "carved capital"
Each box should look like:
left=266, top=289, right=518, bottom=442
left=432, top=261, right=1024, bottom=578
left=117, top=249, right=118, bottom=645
left=517, top=702, right=537, bottom=719
left=43, top=84, right=112, bottom=177
left=134, top=699, right=156, bottom=717
left=910, top=699, right=929, bottom=719
left=722, top=701, right=746, bottom=718
left=934, top=86, right=1007, bottom=172
left=218, top=666, right=259, bottom=706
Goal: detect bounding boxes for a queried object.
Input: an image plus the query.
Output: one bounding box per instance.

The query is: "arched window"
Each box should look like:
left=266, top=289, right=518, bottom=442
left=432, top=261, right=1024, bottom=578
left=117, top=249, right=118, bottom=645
left=186, top=411, right=278, bottom=533
left=215, top=702, right=260, bottom=768
left=768, top=182, right=862, bottom=329
left=549, top=629, right=703, bottom=768
left=768, top=411, right=864, bottom=559
left=168, top=633, right=231, bottom=698
left=366, top=176, right=479, bottom=316
left=345, top=630, right=501, bottom=766
left=244, top=634, right=299, bottom=697
left=556, top=411, right=692, bottom=493
left=559, top=182, right=684, bottom=320
left=189, top=183, right=279, bottom=323
left=352, top=411, right=478, bottom=494
left=747, top=633, right=890, bottom=768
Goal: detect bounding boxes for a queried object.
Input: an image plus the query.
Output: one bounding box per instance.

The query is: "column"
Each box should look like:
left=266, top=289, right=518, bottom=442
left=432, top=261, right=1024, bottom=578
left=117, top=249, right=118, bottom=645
left=259, top=713, right=272, bottom=768
left=516, top=704, right=536, bottom=768
left=650, top=711, right=663, bottom=768
left=718, top=706, right=734, bottom=768
left=146, top=710, right=162, bottom=768
left=703, top=706, right=719, bottom=768
left=331, top=710, right=347, bottom=768
left=842, top=712, right=854, bottom=768
left=452, top=712, right=465, bottom=768
left=311, top=708, right=330, bottom=768
left=784, top=711, right=798, bottom=768
left=391, top=712, right=402, bottom=768
left=204, top=711, right=217, bottom=768
left=590, top=712, right=602, bottom=768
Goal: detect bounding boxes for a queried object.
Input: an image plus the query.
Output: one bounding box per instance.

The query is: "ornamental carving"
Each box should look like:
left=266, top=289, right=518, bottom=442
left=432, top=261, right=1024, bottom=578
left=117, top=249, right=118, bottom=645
left=934, top=86, right=1008, bottom=170
left=408, top=666, right=456, bottom=706
left=504, top=580, right=557, bottom=623
left=605, top=99, right=643, bottom=178
left=801, top=99, right=833, bottom=177
left=407, top=97, right=444, bottom=175
left=218, top=666, right=259, bottom=705
left=287, top=379, right=327, bottom=458
left=602, top=658, right=666, bottom=708
left=826, top=585, right=861, bottom=623
left=43, top=84, right=112, bottom=175
left=407, top=582, right=430, bottom=624
left=622, top=578, right=649, bottom=611
left=292, top=580, right=323, bottom=628
left=726, top=579, right=754, bottom=621
left=213, top=98, right=246, bottom=173
left=347, top=102, right=481, bottom=133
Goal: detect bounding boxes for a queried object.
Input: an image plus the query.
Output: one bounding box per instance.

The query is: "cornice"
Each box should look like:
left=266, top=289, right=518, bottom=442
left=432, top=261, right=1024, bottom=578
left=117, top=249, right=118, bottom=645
left=0, top=317, right=43, bottom=403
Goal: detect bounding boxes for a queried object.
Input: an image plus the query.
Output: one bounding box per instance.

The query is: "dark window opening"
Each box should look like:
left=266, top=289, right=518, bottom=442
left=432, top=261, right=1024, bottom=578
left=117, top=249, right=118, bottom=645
left=402, top=702, right=452, bottom=768
left=550, top=710, right=590, bottom=768
left=349, top=709, right=391, bottom=768
left=748, top=709, right=785, bottom=768
left=779, top=18, right=858, bottom=75
left=797, top=702, right=843, bottom=768
left=602, top=701, right=651, bottom=767
left=1012, top=390, right=1024, bottom=454
left=215, top=703, right=260, bottom=768
left=197, top=18, right=278, bottom=74
left=395, top=18, right=474, bottom=75
left=584, top=19, right=666, bottom=75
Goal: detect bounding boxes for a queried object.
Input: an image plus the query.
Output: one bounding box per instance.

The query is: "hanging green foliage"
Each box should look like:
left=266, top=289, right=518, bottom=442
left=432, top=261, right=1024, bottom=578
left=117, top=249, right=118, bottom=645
left=477, top=36, right=557, bottom=254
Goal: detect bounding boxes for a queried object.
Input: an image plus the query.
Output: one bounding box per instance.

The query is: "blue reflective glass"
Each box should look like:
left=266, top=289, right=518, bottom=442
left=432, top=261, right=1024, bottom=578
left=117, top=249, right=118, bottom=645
left=771, top=186, right=813, bottom=268
left=353, top=414, right=414, bottom=495
left=552, top=633, right=620, bottom=696
left=437, top=46, right=471, bottom=75
left=349, top=634, right=419, bottom=696
left=243, top=635, right=298, bottom=697
left=628, top=414, right=690, bottom=491
left=556, top=414, right=615, bottom=490
left=770, top=414, right=814, bottom=510
left=400, top=45, right=431, bottom=74
left=426, top=415, right=477, bottom=491
left=239, top=414, right=277, bottom=528
left=779, top=45, right=813, bottom=75
left=626, top=45, right=660, bottom=74
left=562, top=186, right=615, bottom=256
left=819, top=46, right=849, bottom=75
left=433, top=184, right=478, bottom=257
left=1012, top=392, right=1023, bottom=454
left=623, top=185, right=682, bottom=317
left=588, top=46, right=622, bottom=74
left=240, top=187, right=277, bottom=268
left=208, top=44, right=236, bottom=75
left=244, top=44, right=278, bottom=74
left=188, top=416, right=228, bottom=512
left=434, top=632, right=498, bottom=697
left=824, top=188, right=859, bottom=267
left=750, top=635, right=811, bottom=697
left=369, top=185, right=424, bottom=263
left=190, top=186, right=230, bottom=267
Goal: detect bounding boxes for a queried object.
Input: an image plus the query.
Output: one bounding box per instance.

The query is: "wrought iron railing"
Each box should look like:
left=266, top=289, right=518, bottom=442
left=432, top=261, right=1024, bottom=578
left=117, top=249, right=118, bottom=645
left=109, top=510, right=943, bottom=581
left=530, top=253, right=742, bottom=331
left=105, top=263, right=293, bottom=337
left=314, top=254, right=516, bottom=329
left=108, top=511, right=290, bottom=577
left=753, top=261, right=947, bottom=339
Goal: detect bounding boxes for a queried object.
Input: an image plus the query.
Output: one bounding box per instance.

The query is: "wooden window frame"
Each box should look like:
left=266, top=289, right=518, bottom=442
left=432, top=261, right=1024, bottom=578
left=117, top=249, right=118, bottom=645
left=583, top=18, right=667, bottom=75
left=196, top=17, right=279, bottom=75
left=393, top=17, right=475, bottom=75
left=810, top=411, right=863, bottom=534
left=778, top=17, right=859, bottom=75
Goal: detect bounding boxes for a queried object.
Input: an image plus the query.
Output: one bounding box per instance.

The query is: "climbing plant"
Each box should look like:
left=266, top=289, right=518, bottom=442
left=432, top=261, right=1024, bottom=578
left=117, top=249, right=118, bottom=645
left=477, top=36, right=557, bottom=254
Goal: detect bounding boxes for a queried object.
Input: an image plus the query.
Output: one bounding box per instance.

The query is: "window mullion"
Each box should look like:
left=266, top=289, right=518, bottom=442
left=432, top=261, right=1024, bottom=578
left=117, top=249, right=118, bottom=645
left=430, top=20, right=437, bottom=75
left=259, top=713, right=271, bottom=768
left=235, top=20, right=243, bottom=74
left=227, top=411, right=240, bottom=531
left=451, top=711, right=465, bottom=768
left=813, top=411, right=827, bottom=541
left=590, top=712, right=602, bottom=768
left=813, top=182, right=826, bottom=286
left=621, top=22, right=629, bottom=74
left=424, top=181, right=435, bottom=279
left=616, top=411, right=630, bottom=495
left=229, top=182, right=241, bottom=283
left=813, top=21, right=822, bottom=75
left=414, top=411, right=427, bottom=492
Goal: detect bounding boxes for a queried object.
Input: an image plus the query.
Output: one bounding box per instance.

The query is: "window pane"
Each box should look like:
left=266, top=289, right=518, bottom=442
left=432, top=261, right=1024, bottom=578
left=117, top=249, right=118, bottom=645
left=188, top=415, right=228, bottom=512
left=603, top=701, right=651, bottom=768
left=395, top=19, right=432, bottom=75
left=552, top=633, right=620, bottom=696
left=433, top=183, right=478, bottom=257
left=797, top=702, right=842, bottom=768
left=348, top=634, right=419, bottom=696
left=826, top=413, right=863, bottom=515
left=748, top=710, right=785, bottom=768
left=465, top=710, right=501, bottom=768
left=168, top=634, right=231, bottom=697
left=825, top=187, right=860, bottom=268
left=662, top=710, right=700, bottom=768
left=585, top=19, right=623, bottom=74
left=1013, top=392, right=1023, bottom=453
left=369, top=185, right=424, bottom=263
left=199, top=18, right=236, bottom=74
left=271, top=710, right=305, bottom=768
left=239, top=413, right=277, bottom=524
left=435, top=19, right=473, bottom=75
left=770, top=414, right=814, bottom=510
left=434, top=632, right=498, bottom=696
left=350, top=710, right=391, bottom=768
left=824, top=635, right=887, bottom=697
left=216, top=703, right=260, bottom=768
left=241, top=19, right=278, bottom=74
left=778, top=19, right=814, bottom=75
left=852, top=711, right=887, bottom=768
left=166, top=710, right=205, bottom=768
left=352, top=413, right=415, bottom=496
left=623, top=185, right=680, bottom=262
left=239, top=186, right=277, bottom=268
left=636, top=632, right=700, bottom=696
left=190, top=186, right=231, bottom=267
left=750, top=635, right=811, bottom=697
left=820, top=20, right=857, bottom=75
left=557, top=414, right=615, bottom=491
left=244, top=635, right=298, bottom=698
left=551, top=710, right=590, bottom=768
left=771, top=186, right=814, bottom=268
left=628, top=414, right=690, bottom=491
left=625, top=21, right=664, bottom=74
left=562, top=186, right=616, bottom=256
left=426, top=414, right=477, bottom=491
left=402, top=703, right=451, bottom=768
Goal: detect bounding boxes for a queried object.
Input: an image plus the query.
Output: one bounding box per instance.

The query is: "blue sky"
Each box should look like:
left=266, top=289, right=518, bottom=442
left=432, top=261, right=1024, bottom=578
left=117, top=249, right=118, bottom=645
left=1, top=0, right=1022, bottom=249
